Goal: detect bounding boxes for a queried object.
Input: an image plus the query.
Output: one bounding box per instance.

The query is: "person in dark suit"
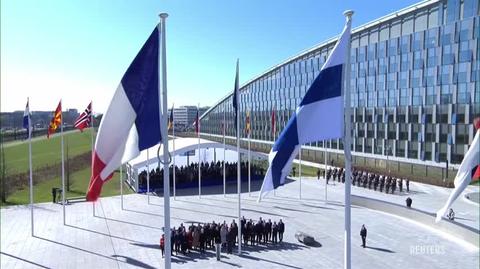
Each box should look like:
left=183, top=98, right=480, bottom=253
left=360, top=224, right=367, bottom=248
left=406, top=179, right=410, bottom=192
left=406, top=197, right=412, bottom=208
left=278, top=219, right=285, bottom=242
left=317, top=169, right=321, bottom=180
left=272, top=222, right=278, bottom=244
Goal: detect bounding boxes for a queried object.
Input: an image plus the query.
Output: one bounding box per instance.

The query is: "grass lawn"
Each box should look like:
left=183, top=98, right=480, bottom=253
left=1, top=167, right=133, bottom=206
left=3, top=129, right=95, bottom=175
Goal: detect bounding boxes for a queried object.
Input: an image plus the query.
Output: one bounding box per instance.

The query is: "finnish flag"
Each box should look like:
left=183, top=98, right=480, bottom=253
left=259, top=17, right=352, bottom=200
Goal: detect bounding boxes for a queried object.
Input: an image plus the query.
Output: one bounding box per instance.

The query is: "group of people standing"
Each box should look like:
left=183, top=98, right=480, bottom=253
left=325, top=167, right=411, bottom=194
left=159, top=217, right=286, bottom=258
left=139, top=161, right=264, bottom=190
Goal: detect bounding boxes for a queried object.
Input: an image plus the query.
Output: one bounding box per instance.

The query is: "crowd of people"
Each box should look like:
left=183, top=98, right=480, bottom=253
left=139, top=161, right=265, bottom=189
left=325, top=167, right=411, bottom=194
left=159, top=217, right=285, bottom=258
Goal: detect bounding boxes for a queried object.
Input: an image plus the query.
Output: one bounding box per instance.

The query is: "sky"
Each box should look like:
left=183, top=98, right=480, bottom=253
left=1, top=0, right=420, bottom=113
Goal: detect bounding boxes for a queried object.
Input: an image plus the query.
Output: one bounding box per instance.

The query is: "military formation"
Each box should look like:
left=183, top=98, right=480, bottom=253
left=326, top=167, right=411, bottom=194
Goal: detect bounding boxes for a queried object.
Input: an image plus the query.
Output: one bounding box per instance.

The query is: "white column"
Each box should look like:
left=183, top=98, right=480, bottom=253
left=28, top=99, right=34, bottom=235
left=61, top=106, right=66, bottom=225
left=91, top=102, right=95, bottom=216
left=248, top=132, right=251, bottom=196
left=147, top=149, right=150, bottom=204
left=223, top=109, right=226, bottom=197
left=299, top=145, right=302, bottom=200
left=198, top=103, right=201, bottom=199
left=343, top=10, right=354, bottom=269
left=120, top=165, right=123, bottom=210
left=173, top=112, right=176, bottom=200
left=159, top=13, right=172, bottom=269
left=324, top=143, right=328, bottom=202
left=235, top=59, right=242, bottom=255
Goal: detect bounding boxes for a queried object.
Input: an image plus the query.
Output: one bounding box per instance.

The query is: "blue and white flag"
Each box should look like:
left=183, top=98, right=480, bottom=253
left=259, top=16, right=352, bottom=200
left=23, top=99, right=32, bottom=138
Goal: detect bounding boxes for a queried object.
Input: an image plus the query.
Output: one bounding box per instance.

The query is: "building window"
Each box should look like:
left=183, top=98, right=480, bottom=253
left=387, top=73, right=397, bottom=90
left=412, top=31, right=424, bottom=51
left=446, top=0, right=460, bottom=23
left=427, top=47, right=438, bottom=67
left=426, top=27, right=438, bottom=48
left=441, top=23, right=456, bottom=45
left=412, top=87, right=422, bottom=106
left=377, top=74, right=386, bottom=90
left=457, top=83, right=470, bottom=104
left=413, top=51, right=424, bottom=69
left=442, top=44, right=455, bottom=65
left=378, top=58, right=388, bottom=74
left=378, top=41, right=387, bottom=58
left=388, top=89, right=397, bottom=107
left=425, top=67, right=436, bottom=87
left=411, top=69, right=422, bottom=87
left=388, top=38, right=398, bottom=56
left=399, top=71, right=409, bottom=88
left=399, top=88, right=409, bottom=106
left=440, top=85, right=452, bottom=104
left=378, top=90, right=386, bottom=107
left=456, top=62, right=469, bottom=83
left=462, top=0, right=479, bottom=19
left=426, top=86, right=436, bottom=105
left=440, top=65, right=452, bottom=85
left=459, top=40, right=473, bottom=63
left=389, top=56, right=398, bottom=73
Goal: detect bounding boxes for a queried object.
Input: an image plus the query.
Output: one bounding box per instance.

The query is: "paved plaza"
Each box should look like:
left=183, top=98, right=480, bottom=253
left=1, top=178, right=479, bottom=268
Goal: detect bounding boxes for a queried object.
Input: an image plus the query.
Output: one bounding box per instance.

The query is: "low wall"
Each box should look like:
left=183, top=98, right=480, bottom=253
left=351, top=195, right=480, bottom=248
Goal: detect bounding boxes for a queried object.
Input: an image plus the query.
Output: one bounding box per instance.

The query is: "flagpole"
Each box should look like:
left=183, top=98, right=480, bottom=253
left=172, top=105, right=176, bottom=200
left=324, top=141, right=328, bottom=202
left=273, top=106, right=276, bottom=197
left=223, top=108, right=226, bottom=197
left=120, top=165, right=123, bottom=209
left=91, top=102, right=95, bottom=216
left=159, top=13, right=172, bottom=269
left=27, top=98, right=34, bottom=236
left=299, top=145, right=302, bottom=200
left=234, top=59, right=242, bottom=255
left=147, top=149, right=150, bottom=204
left=61, top=101, right=66, bottom=225
left=198, top=103, right=201, bottom=199
left=248, top=116, right=251, bottom=197
left=343, top=10, right=354, bottom=269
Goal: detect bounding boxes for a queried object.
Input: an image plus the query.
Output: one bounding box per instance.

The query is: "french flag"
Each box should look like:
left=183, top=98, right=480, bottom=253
left=259, top=16, right=352, bottom=199
left=87, top=26, right=162, bottom=201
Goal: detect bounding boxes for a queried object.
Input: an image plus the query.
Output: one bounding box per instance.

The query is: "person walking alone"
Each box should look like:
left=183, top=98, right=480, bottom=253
left=360, top=224, right=367, bottom=248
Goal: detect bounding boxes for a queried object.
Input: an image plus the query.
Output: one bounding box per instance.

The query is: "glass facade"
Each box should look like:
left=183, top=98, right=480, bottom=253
left=200, top=0, right=480, bottom=167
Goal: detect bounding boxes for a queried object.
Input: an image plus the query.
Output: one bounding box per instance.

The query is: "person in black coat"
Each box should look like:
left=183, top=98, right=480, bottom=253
left=406, top=179, right=410, bottom=192
left=278, top=219, right=285, bottom=242
left=360, top=224, right=367, bottom=248
left=266, top=219, right=272, bottom=242
left=272, top=222, right=278, bottom=244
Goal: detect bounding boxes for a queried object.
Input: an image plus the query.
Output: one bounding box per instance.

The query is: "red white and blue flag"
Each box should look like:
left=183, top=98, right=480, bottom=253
left=87, top=26, right=162, bottom=201
left=74, top=102, right=92, bottom=132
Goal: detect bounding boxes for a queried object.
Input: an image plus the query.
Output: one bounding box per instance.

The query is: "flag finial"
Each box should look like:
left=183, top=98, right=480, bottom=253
left=343, top=10, right=354, bottom=18
left=159, top=13, right=168, bottom=19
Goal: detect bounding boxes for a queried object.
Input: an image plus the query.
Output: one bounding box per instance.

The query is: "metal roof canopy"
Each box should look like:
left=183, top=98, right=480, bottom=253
left=127, top=137, right=267, bottom=170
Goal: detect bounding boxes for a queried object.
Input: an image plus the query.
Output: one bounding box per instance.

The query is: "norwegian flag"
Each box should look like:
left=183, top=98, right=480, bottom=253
left=74, top=102, right=92, bottom=132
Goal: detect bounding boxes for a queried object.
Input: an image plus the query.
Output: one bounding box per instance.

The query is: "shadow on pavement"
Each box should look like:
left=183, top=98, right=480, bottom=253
left=112, top=255, right=157, bottom=269
left=365, top=245, right=395, bottom=253
left=0, top=252, right=50, bottom=269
